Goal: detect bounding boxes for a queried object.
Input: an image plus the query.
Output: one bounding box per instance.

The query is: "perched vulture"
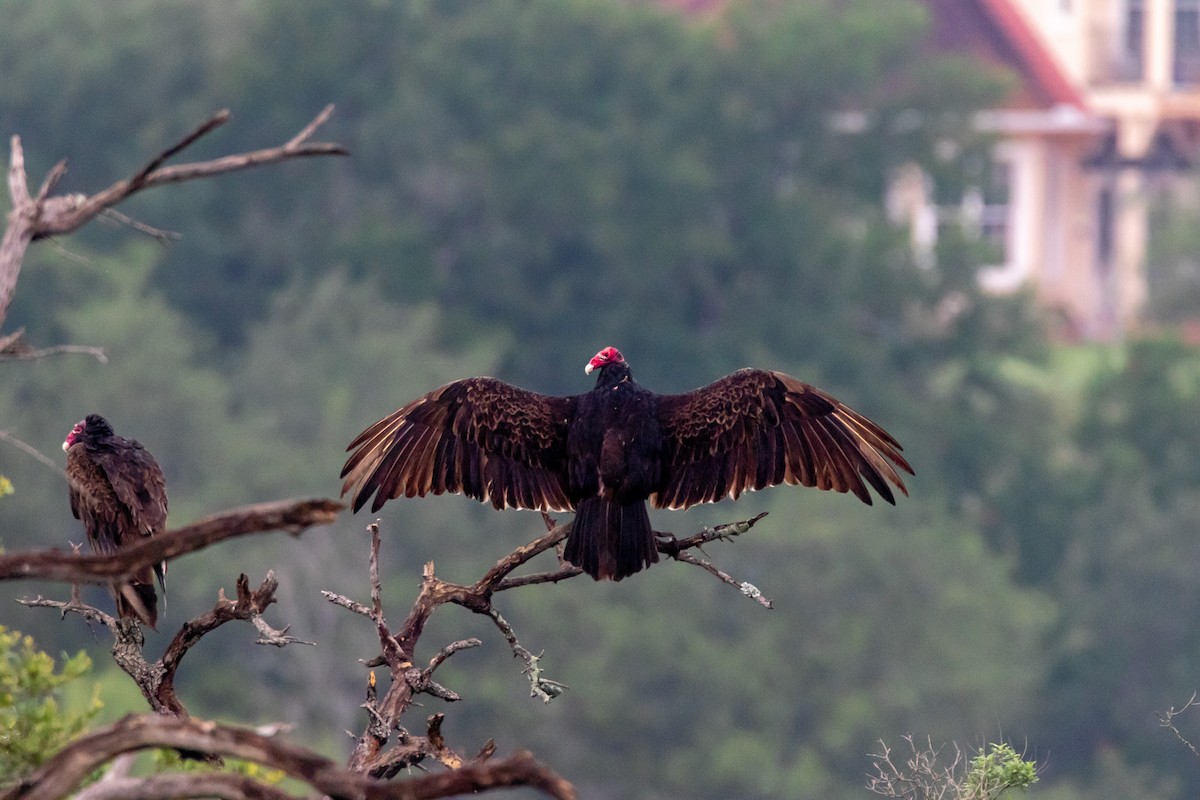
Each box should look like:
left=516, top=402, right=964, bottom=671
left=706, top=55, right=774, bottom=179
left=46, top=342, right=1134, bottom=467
left=342, top=347, right=912, bottom=581
left=63, top=414, right=168, bottom=627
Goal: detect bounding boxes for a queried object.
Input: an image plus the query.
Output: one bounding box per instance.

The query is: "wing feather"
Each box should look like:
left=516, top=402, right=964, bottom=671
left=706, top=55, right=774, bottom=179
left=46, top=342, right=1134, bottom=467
left=342, top=377, right=577, bottom=514
left=653, top=369, right=911, bottom=510
left=94, top=439, right=168, bottom=542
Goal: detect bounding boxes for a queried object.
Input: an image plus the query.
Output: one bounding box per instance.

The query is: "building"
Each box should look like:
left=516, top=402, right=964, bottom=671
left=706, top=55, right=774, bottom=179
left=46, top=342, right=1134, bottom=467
left=913, top=0, right=1200, bottom=339
left=1006, top=0, right=1200, bottom=338
left=667, top=0, right=1200, bottom=339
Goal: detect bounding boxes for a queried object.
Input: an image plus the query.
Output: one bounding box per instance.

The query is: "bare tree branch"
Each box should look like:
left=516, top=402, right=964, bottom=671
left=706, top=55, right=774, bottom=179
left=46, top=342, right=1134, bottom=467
left=866, top=736, right=962, bottom=800
left=0, top=342, right=108, bottom=363
left=1, top=105, right=347, bottom=331
left=95, top=207, right=181, bottom=243
left=0, top=497, right=343, bottom=584
left=0, top=326, right=106, bottom=362
left=1, top=713, right=576, bottom=800
left=332, top=509, right=775, bottom=774
left=657, top=511, right=773, bottom=606
left=19, top=572, right=309, bottom=718
left=71, top=772, right=297, bottom=800
left=671, top=550, right=774, bottom=609
left=150, top=572, right=312, bottom=715
left=1160, top=691, right=1200, bottom=760
left=485, top=606, right=568, bottom=703
left=0, top=428, right=68, bottom=477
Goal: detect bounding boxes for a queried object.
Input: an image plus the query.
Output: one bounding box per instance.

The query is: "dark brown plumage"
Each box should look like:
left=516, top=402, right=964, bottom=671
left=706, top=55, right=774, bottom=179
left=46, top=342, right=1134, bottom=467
left=63, top=414, right=168, bottom=627
left=342, top=347, right=912, bottom=581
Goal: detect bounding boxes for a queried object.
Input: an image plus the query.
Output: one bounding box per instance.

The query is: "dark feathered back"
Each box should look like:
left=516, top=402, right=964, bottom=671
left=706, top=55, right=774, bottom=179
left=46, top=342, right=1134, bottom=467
left=65, top=415, right=168, bottom=627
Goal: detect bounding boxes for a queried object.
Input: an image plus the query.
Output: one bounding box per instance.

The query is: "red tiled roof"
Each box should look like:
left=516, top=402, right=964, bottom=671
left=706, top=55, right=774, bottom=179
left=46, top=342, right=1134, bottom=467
left=972, top=0, right=1084, bottom=108
left=662, top=0, right=1085, bottom=110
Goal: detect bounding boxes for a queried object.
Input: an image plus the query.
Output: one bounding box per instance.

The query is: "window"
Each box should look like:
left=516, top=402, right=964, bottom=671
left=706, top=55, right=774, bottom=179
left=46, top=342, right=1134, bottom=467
left=1122, top=0, right=1145, bottom=81
left=1177, top=0, right=1200, bottom=83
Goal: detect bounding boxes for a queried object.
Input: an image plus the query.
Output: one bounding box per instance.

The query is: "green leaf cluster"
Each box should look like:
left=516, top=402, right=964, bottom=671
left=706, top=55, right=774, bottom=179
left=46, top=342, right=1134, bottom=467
left=0, top=626, right=101, bottom=784
left=964, top=742, right=1037, bottom=799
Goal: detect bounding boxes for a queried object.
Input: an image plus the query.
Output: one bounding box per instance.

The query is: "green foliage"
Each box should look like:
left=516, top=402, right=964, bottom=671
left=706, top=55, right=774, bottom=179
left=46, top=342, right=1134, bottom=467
left=869, top=738, right=1037, bottom=800
left=0, top=476, right=12, bottom=499
left=0, top=627, right=101, bottom=783
left=964, top=742, right=1037, bottom=799
left=153, top=748, right=286, bottom=787
left=1076, top=337, right=1200, bottom=502
left=1145, top=190, right=1200, bottom=325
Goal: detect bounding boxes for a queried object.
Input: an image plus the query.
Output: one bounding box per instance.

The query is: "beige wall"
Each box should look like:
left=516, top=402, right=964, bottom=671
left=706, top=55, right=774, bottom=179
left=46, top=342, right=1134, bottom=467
left=969, top=0, right=1200, bottom=337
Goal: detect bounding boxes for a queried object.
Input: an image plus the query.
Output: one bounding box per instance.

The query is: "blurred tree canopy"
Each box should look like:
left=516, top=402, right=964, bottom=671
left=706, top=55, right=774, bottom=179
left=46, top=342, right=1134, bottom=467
left=3, top=0, right=1200, bottom=797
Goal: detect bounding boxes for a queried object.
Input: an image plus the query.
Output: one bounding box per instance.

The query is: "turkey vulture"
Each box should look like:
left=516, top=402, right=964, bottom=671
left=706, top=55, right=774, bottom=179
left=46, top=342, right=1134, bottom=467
left=341, top=347, right=912, bottom=581
left=63, top=414, right=168, bottom=627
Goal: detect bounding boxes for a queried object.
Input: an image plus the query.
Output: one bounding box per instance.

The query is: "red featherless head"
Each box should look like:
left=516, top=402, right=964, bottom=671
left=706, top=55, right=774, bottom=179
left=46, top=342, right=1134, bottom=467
left=585, top=346, right=624, bottom=375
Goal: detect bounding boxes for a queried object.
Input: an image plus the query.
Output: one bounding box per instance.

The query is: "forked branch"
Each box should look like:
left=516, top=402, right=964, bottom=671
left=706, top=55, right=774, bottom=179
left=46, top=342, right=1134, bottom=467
left=1, top=105, right=347, bottom=332
left=329, top=510, right=773, bottom=778
left=18, top=572, right=310, bottom=717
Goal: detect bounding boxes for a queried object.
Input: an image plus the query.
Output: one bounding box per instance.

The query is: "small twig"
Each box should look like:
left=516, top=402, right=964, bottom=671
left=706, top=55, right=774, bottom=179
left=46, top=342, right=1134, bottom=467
left=406, top=668, right=462, bottom=703
left=250, top=614, right=314, bottom=648
left=321, top=590, right=373, bottom=617
left=33, top=160, right=68, bottom=204
left=369, top=522, right=385, bottom=619
left=655, top=511, right=773, bottom=608
left=97, top=208, right=181, bottom=243
left=16, top=594, right=117, bottom=629
left=660, top=511, right=769, bottom=553
left=361, top=670, right=389, bottom=741
left=472, top=523, right=571, bottom=594
left=486, top=607, right=567, bottom=703
left=286, top=103, right=336, bottom=149
left=426, top=638, right=483, bottom=675
left=1160, top=691, right=1200, bottom=760
left=0, top=429, right=68, bottom=477
left=495, top=565, right=583, bottom=591
left=130, top=110, right=231, bottom=187
left=0, top=327, right=25, bottom=353
left=672, top=550, right=774, bottom=609
left=0, top=343, right=108, bottom=363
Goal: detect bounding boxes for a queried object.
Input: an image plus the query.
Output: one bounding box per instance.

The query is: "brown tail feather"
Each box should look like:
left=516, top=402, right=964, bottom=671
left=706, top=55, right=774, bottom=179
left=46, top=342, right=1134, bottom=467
left=115, top=580, right=158, bottom=628
left=565, top=497, right=658, bottom=581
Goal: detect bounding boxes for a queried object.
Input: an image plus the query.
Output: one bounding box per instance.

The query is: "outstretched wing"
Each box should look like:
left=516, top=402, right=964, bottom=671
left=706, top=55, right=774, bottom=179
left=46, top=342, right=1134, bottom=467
left=653, top=369, right=912, bottom=510
left=96, top=438, right=168, bottom=541
left=341, top=377, right=578, bottom=513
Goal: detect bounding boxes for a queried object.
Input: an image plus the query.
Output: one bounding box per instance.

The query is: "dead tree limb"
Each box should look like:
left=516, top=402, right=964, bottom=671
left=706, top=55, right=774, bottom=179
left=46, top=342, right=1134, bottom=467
left=331, top=510, right=771, bottom=777
left=0, top=497, right=343, bottom=584
left=1, top=713, right=576, bottom=800
left=9, top=498, right=337, bottom=718
left=1, top=105, right=348, bottom=331
left=19, top=572, right=309, bottom=718
left=0, top=328, right=108, bottom=363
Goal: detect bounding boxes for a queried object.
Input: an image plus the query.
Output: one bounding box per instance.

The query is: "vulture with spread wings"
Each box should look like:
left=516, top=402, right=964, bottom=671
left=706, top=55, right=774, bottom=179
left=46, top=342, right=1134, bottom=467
left=64, top=414, right=168, bottom=627
left=342, top=347, right=912, bottom=581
